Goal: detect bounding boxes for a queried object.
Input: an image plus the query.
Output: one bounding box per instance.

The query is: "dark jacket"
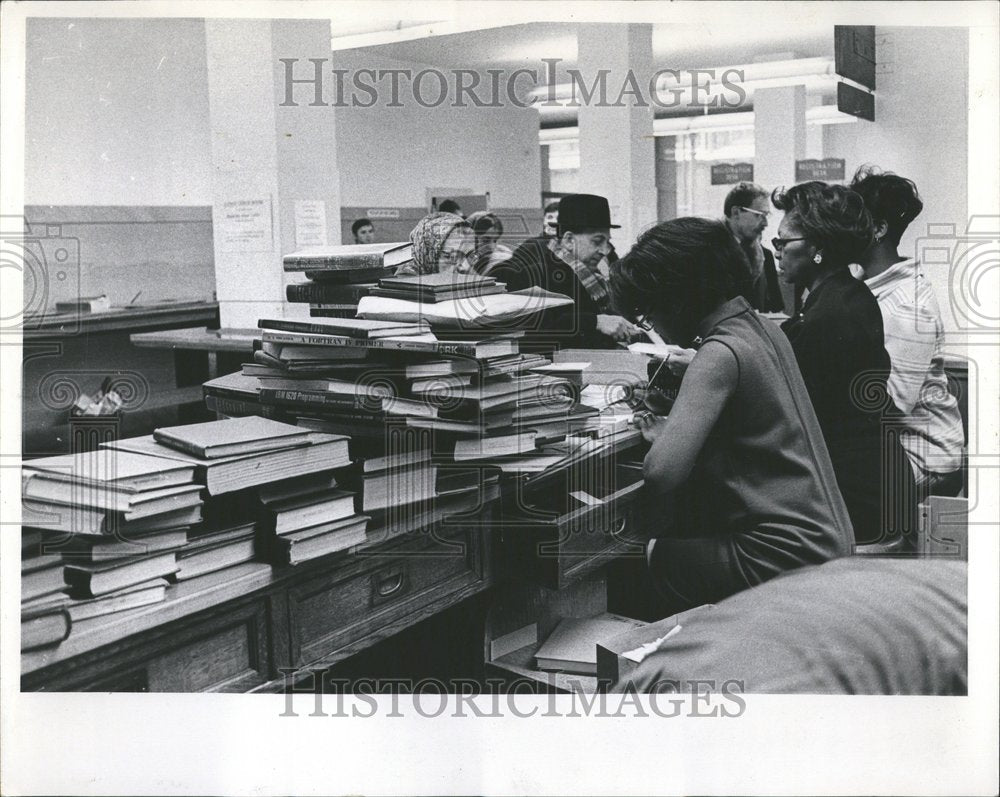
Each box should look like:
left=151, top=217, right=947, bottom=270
left=491, top=237, right=616, bottom=349
left=781, top=269, right=918, bottom=544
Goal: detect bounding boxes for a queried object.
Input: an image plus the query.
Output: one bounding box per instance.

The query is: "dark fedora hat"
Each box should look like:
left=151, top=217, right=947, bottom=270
left=557, top=194, right=621, bottom=235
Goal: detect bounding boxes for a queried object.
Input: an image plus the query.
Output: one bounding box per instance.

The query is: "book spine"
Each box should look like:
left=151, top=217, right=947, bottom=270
left=260, top=331, right=480, bottom=357
left=151, top=431, right=207, bottom=459
left=284, top=252, right=386, bottom=270
left=286, top=283, right=372, bottom=303
left=259, top=388, right=374, bottom=410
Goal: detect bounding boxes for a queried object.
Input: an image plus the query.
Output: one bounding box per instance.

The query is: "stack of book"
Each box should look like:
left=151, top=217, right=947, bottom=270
left=20, top=449, right=206, bottom=643
left=251, top=316, right=596, bottom=474
left=99, top=415, right=351, bottom=496
left=284, top=242, right=414, bottom=319
left=256, top=473, right=368, bottom=565
left=369, top=272, right=506, bottom=303
left=20, top=530, right=71, bottom=651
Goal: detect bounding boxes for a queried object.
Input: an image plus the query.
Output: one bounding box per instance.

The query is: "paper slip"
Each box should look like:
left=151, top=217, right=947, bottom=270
left=569, top=490, right=605, bottom=506
left=622, top=624, right=684, bottom=664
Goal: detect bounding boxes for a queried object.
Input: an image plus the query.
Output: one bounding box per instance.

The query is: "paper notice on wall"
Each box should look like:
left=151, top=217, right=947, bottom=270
left=219, top=197, right=273, bottom=252
left=294, top=200, right=328, bottom=248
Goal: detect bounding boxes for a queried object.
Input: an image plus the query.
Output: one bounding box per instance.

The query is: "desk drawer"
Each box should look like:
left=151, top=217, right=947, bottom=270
left=501, top=463, right=648, bottom=589
left=288, top=526, right=484, bottom=668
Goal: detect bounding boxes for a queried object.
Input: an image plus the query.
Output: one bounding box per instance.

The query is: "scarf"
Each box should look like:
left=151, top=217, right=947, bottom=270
left=400, top=212, right=468, bottom=276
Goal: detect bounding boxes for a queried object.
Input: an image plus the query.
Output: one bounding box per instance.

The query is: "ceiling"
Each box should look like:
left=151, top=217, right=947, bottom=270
left=334, top=21, right=834, bottom=74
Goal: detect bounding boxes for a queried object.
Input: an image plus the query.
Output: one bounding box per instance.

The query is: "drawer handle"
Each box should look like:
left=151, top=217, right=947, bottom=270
left=612, top=515, right=628, bottom=537
left=374, top=568, right=405, bottom=598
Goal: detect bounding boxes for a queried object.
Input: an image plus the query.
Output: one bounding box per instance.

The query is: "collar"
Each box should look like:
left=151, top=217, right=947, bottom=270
left=863, top=258, right=917, bottom=295
left=694, top=296, right=753, bottom=343
left=800, top=268, right=847, bottom=312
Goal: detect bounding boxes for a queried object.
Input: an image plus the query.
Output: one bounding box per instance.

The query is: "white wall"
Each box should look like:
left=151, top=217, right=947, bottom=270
left=331, top=52, right=542, bottom=209
left=25, top=18, right=212, bottom=206
left=824, top=26, right=969, bottom=331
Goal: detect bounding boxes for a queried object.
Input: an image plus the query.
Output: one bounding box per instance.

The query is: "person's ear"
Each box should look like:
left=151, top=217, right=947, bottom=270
left=873, top=220, right=890, bottom=243
left=560, top=231, right=575, bottom=248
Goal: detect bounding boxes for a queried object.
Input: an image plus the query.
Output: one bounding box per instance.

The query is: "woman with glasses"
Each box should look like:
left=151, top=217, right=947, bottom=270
left=396, top=212, right=475, bottom=276
left=611, top=217, right=854, bottom=609
left=772, top=181, right=918, bottom=549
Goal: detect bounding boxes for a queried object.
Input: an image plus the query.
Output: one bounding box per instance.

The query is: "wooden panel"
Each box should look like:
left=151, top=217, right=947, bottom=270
left=22, top=590, right=274, bottom=693
left=501, top=463, right=648, bottom=589
left=146, top=620, right=259, bottom=692
left=288, top=526, right=484, bottom=668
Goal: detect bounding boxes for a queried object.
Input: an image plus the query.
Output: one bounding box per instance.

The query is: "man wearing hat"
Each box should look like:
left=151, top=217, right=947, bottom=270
left=493, top=194, right=639, bottom=348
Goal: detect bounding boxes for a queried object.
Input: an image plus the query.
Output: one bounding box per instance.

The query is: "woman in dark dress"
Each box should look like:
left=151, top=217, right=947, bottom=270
left=771, top=181, right=918, bottom=548
left=611, top=218, right=854, bottom=609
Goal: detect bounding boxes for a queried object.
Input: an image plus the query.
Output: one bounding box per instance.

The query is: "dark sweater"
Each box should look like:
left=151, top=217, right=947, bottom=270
left=781, top=269, right=918, bottom=544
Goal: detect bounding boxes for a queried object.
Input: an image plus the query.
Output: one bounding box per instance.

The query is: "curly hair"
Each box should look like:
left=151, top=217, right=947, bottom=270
left=849, top=165, right=923, bottom=247
left=770, top=181, right=874, bottom=269
left=610, top=217, right=748, bottom=338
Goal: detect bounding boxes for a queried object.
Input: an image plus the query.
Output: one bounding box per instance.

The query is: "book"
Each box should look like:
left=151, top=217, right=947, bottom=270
left=534, top=613, right=647, bottom=675
left=286, top=281, right=375, bottom=304
left=22, top=551, right=64, bottom=574
left=64, top=578, right=170, bottom=622
left=369, top=284, right=506, bottom=303
left=153, top=416, right=313, bottom=459
left=22, top=449, right=195, bottom=492
left=409, top=374, right=474, bottom=393
left=55, top=294, right=111, bottom=314
left=64, top=551, right=179, bottom=598
left=283, top=242, right=413, bottom=271
left=377, top=272, right=498, bottom=290
left=271, top=515, right=369, bottom=565
left=260, top=341, right=370, bottom=363
left=22, top=563, right=69, bottom=602
left=259, top=488, right=357, bottom=534
left=102, top=433, right=351, bottom=495
left=355, top=287, right=574, bottom=328
left=260, top=330, right=518, bottom=360
left=453, top=431, right=538, bottom=461
left=21, top=605, right=72, bottom=651
left=22, top=478, right=203, bottom=517
left=253, top=376, right=398, bottom=401
left=258, top=316, right=429, bottom=339
left=175, top=527, right=257, bottom=580
left=58, top=529, right=188, bottom=563
left=256, top=471, right=339, bottom=503
left=22, top=502, right=203, bottom=537
left=350, top=463, right=439, bottom=512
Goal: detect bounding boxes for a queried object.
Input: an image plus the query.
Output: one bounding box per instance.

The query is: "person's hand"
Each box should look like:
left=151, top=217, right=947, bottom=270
left=655, top=346, right=696, bottom=377
left=596, top=313, right=639, bottom=342
left=632, top=409, right=668, bottom=443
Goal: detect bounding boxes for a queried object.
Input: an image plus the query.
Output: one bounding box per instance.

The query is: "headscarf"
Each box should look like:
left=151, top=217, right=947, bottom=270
left=399, top=212, right=470, bottom=276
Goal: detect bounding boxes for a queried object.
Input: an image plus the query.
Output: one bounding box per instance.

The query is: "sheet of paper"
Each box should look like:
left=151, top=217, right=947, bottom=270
left=218, top=197, right=273, bottom=253
left=294, top=200, right=327, bottom=248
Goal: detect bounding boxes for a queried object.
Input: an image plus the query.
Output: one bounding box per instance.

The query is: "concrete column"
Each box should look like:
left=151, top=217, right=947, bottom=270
left=576, top=24, right=657, bottom=251
left=205, top=19, right=339, bottom=330
left=753, top=84, right=807, bottom=196
left=754, top=84, right=807, bottom=313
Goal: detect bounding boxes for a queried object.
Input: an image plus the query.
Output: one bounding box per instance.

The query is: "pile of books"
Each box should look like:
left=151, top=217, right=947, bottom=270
left=249, top=316, right=599, bottom=478
left=20, top=449, right=205, bottom=648
left=284, top=242, right=414, bottom=319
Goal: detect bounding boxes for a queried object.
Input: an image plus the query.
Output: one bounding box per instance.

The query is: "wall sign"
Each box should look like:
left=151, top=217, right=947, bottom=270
left=219, top=197, right=273, bottom=252
left=796, top=158, right=847, bottom=182
left=294, top=200, right=328, bottom=247
left=711, top=163, right=754, bottom=185
left=366, top=208, right=401, bottom=219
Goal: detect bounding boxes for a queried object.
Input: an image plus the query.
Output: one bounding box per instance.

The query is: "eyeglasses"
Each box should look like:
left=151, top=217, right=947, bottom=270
left=738, top=206, right=770, bottom=220
left=771, top=237, right=808, bottom=251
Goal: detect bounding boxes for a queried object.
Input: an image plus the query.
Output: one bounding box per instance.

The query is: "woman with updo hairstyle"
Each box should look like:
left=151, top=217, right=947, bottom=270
left=396, top=212, right=475, bottom=276
left=611, top=217, right=853, bottom=609
left=772, top=181, right=918, bottom=548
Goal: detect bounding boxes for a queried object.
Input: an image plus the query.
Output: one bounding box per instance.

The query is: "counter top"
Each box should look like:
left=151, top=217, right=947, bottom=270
left=25, top=300, right=218, bottom=336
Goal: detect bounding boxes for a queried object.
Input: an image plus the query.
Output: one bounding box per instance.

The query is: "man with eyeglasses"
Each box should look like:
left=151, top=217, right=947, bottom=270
left=723, top=182, right=785, bottom=313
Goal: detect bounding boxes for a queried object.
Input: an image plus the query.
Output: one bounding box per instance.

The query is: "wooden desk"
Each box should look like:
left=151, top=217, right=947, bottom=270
left=130, top=327, right=258, bottom=387
left=22, top=302, right=219, bottom=456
